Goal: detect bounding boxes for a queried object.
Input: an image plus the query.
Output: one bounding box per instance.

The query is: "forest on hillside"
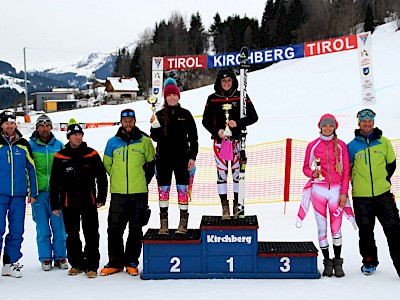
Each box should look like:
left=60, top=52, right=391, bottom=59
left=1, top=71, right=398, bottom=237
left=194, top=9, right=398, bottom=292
left=113, top=0, right=400, bottom=93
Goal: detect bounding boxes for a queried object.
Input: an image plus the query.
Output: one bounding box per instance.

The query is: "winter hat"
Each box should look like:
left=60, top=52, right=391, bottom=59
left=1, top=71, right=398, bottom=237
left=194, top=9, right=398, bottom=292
left=163, top=77, right=177, bottom=88
left=318, top=114, right=338, bottom=130
left=214, top=67, right=239, bottom=93
left=36, top=114, right=52, bottom=129
left=66, top=118, right=84, bottom=139
left=163, top=78, right=180, bottom=99
left=357, top=108, right=375, bottom=123
left=120, top=109, right=136, bottom=120
left=0, top=110, right=16, bottom=127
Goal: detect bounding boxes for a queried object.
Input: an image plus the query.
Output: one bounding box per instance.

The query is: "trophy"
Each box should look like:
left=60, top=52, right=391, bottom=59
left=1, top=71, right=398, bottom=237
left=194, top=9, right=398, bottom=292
left=222, top=103, right=232, bottom=137
left=314, top=158, right=325, bottom=181
left=147, top=95, right=161, bottom=128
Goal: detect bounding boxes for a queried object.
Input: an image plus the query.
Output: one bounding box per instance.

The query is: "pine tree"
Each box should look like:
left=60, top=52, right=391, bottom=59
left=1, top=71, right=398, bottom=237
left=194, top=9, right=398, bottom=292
left=364, top=3, right=375, bottom=33
left=209, top=13, right=223, bottom=53
left=188, top=12, right=207, bottom=54
left=260, top=0, right=277, bottom=47
left=288, top=0, right=308, bottom=43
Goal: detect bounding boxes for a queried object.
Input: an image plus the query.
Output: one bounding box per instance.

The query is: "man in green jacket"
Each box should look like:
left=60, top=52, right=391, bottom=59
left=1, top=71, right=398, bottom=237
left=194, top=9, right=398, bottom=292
left=347, top=108, right=399, bottom=277
left=100, top=109, right=155, bottom=277
left=29, top=114, right=68, bottom=271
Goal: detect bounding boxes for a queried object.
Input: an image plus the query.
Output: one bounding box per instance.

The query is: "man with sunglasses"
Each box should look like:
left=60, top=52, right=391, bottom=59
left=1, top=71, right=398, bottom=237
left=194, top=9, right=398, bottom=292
left=348, top=108, right=400, bottom=276
left=0, top=110, right=37, bottom=278
left=29, top=114, right=68, bottom=271
left=101, top=109, right=155, bottom=277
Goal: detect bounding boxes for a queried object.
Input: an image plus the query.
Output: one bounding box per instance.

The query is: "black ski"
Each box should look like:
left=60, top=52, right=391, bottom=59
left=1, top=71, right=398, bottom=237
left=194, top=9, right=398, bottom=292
left=238, top=46, right=249, bottom=218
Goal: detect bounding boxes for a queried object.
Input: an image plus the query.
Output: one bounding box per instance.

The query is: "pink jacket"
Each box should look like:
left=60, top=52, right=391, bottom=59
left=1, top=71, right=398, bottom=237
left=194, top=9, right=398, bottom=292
left=303, top=135, right=350, bottom=195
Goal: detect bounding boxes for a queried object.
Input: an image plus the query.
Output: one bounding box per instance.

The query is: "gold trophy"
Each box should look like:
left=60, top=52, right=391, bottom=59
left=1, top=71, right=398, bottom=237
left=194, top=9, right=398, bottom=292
left=314, top=158, right=325, bottom=181
left=147, top=95, right=161, bottom=128
left=222, top=103, right=232, bottom=137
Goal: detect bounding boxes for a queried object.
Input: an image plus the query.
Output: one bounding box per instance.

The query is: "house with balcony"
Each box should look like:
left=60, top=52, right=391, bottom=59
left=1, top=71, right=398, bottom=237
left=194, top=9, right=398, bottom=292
left=104, top=77, right=140, bottom=104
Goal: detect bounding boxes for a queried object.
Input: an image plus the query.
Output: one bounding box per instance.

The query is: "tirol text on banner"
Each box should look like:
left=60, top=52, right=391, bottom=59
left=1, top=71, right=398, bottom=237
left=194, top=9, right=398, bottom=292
left=357, top=32, right=376, bottom=105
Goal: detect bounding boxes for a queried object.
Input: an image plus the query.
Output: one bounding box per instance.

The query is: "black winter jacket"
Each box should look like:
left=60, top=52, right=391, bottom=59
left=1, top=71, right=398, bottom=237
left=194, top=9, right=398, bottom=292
left=202, top=88, right=258, bottom=141
left=150, top=104, right=198, bottom=161
left=50, top=142, right=108, bottom=210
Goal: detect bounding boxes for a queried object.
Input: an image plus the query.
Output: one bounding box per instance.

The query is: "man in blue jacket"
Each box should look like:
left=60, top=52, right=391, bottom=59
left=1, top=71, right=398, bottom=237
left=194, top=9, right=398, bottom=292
left=0, top=111, right=37, bottom=278
left=348, top=108, right=399, bottom=276
left=29, top=114, right=67, bottom=271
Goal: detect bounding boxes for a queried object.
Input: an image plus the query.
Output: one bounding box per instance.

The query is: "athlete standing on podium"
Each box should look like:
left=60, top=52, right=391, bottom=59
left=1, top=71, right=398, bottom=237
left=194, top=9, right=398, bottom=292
left=202, top=68, right=258, bottom=220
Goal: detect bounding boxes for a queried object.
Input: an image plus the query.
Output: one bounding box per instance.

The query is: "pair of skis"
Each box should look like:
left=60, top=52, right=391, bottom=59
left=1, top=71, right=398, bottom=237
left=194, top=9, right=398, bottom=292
left=238, top=46, right=249, bottom=218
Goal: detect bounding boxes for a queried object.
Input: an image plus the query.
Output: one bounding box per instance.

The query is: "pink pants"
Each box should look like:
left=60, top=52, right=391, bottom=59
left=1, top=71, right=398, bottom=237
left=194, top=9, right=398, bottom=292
left=311, top=183, right=344, bottom=248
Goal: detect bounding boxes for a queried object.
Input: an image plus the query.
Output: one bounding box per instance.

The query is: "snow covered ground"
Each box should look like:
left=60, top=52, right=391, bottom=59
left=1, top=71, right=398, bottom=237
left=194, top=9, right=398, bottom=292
left=3, top=22, right=400, bottom=299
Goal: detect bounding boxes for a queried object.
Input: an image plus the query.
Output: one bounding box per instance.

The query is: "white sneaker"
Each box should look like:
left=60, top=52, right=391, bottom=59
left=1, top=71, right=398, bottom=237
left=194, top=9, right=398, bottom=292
left=2, top=263, right=23, bottom=278
left=42, top=260, right=52, bottom=271
left=55, top=258, right=69, bottom=270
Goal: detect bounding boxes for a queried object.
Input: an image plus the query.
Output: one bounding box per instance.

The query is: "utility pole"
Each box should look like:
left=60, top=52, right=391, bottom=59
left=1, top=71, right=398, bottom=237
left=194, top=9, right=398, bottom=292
left=23, top=47, right=29, bottom=115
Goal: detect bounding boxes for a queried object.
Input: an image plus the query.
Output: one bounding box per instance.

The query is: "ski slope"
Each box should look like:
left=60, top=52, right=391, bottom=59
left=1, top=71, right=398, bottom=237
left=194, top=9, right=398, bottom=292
left=3, top=22, right=400, bottom=299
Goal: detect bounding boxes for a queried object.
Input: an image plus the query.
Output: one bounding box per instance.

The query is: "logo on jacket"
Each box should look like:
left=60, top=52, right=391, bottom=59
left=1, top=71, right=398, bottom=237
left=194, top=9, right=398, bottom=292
left=66, top=167, right=73, bottom=172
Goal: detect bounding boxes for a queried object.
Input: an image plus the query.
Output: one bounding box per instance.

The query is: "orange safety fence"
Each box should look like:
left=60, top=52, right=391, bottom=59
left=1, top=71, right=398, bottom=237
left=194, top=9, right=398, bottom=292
left=25, top=138, right=400, bottom=215
left=146, top=138, right=400, bottom=205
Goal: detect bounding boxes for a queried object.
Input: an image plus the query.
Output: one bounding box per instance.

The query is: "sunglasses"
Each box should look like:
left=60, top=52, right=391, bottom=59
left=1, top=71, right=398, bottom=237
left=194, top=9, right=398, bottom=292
left=357, top=109, right=376, bottom=118
left=121, top=111, right=135, bottom=117
left=37, top=119, right=52, bottom=125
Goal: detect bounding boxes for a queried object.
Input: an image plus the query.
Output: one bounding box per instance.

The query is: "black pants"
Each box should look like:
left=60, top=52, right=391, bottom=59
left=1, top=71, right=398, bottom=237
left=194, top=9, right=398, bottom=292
left=62, top=205, right=100, bottom=271
left=107, top=193, right=148, bottom=267
left=353, top=192, right=400, bottom=275
left=156, top=155, right=189, bottom=186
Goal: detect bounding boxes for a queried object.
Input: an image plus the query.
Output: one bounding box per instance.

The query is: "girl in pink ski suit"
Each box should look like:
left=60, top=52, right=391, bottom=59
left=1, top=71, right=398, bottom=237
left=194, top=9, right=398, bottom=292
left=300, top=114, right=352, bottom=277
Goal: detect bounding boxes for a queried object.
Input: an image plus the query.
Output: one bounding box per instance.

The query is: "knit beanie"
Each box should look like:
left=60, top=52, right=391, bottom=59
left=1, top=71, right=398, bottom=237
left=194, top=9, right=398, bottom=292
left=0, top=110, right=16, bottom=127
left=163, top=78, right=180, bottom=100
left=66, top=118, right=84, bottom=139
left=318, top=114, right=338, bottom=130
left=36, top=114, right=52, bottom=129
left=357, top=108, right=375, bottom=123
left=163, top=77, right=177, bottom=88
left=120, top=109, right=136, bottom=120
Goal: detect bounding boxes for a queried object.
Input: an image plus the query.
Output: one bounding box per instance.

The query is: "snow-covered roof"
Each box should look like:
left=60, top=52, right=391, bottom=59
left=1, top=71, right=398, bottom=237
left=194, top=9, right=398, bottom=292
left=106, top=77, right=139, bottom=92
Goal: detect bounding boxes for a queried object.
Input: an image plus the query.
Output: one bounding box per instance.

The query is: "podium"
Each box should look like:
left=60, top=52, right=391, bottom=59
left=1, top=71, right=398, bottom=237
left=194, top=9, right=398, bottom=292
left=141, top=216, right=320, bottom=279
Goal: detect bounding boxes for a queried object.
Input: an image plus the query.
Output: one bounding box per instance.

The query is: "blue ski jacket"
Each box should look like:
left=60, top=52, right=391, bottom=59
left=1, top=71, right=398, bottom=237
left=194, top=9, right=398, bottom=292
left=0, top=129, right=38, bottom=198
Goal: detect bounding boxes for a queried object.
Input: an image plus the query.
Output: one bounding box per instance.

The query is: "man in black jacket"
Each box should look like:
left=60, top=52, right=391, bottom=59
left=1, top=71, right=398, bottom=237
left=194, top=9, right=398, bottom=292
left=50, top=119, right=107, bottom=278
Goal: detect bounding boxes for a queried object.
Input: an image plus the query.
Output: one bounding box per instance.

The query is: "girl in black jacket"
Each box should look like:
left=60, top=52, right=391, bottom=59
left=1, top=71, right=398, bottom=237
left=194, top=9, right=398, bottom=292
left=202, top=68, right=258, bottom=219
left=150, top=79, right=198, bottom=235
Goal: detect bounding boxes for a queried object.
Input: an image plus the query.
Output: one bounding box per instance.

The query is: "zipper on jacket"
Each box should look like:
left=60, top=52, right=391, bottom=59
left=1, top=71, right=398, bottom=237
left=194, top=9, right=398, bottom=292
left=125, top=144, right=129, bottom=194
left=325, top=141, right=331, bottom=190
left=365, top=139, right=374, bottom=196
left=8, top=145, right=14, bottom=196
left=46, top=144, right=50, bottom=191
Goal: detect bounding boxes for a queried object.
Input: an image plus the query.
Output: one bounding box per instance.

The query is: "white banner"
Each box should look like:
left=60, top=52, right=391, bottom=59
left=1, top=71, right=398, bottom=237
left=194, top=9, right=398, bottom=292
left=357, top=32, right=376, bottom=105
left=152, top=57, right=164, bottom=104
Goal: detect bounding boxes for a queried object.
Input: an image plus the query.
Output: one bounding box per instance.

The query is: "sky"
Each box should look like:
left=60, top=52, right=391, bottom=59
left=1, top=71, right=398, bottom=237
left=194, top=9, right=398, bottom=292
left=2, top=21, right=400, bottom=299
left=1, top=0, right=267, bottom=71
